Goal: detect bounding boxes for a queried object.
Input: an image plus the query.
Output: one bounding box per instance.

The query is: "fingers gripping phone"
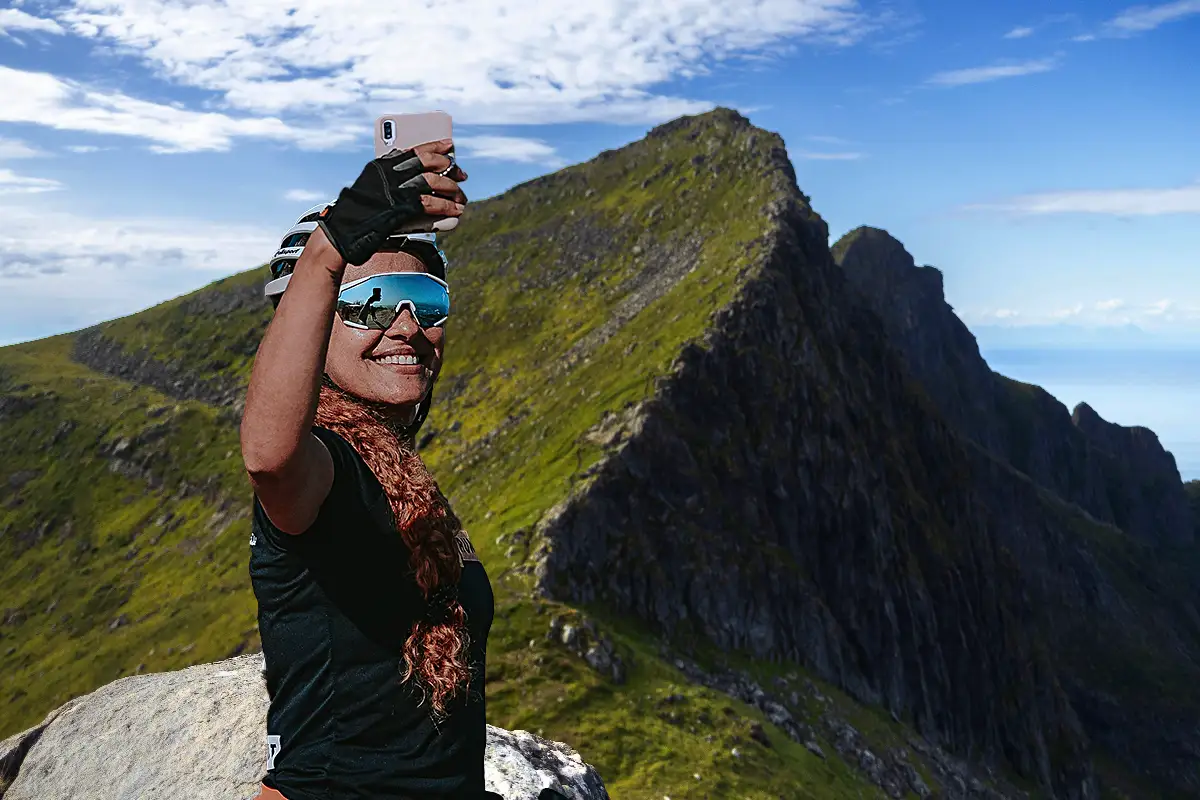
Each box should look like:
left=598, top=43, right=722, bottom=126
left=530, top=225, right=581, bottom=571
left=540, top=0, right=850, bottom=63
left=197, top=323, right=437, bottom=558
left=375, top=111, right=458, bottom=233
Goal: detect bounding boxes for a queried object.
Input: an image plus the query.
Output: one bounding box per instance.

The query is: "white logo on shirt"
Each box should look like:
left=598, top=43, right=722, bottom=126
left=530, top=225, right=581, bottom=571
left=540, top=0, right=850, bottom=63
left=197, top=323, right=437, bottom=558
left=250, top=531, right=257, bottom=546
left=266, top=734, right=281, bottom=769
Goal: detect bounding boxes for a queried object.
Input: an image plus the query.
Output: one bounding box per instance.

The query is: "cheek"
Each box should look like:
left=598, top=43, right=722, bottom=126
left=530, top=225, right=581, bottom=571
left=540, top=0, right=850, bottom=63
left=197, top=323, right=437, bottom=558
left=325, top=325, right=370, bottom=372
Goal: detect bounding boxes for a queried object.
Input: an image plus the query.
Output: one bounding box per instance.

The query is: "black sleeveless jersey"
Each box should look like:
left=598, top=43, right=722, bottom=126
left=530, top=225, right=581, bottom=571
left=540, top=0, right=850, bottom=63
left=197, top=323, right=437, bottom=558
left=249, top=426, right=494, bottom=800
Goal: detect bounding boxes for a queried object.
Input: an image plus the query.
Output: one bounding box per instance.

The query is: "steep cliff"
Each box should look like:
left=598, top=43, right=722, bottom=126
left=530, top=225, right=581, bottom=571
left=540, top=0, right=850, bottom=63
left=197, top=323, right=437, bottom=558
left=532, top=128, right=1200, bottom=797
left=832, top=226, right=1193, bottom=548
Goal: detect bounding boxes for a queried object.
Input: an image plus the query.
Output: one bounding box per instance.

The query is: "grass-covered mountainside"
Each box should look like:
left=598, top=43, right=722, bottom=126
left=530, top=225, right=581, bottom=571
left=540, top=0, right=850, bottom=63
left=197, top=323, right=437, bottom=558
left=2, top=109, right=1197, bottom=799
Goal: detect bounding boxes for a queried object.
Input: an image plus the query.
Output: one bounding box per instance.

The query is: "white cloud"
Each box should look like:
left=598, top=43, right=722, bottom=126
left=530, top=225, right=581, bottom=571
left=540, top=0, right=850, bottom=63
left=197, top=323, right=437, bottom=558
left=456, top=135, right=564, bottom=166
left=0, top=200, right=278, bottom=343
left=1051, top=304, right=1083, bottom=318
left=0, top=65, right=358, bottom=154
left=1147, top=299, right=1174, bottom=316
left=796, top=150, right=864, bottom=160
left=969, top=181, right=1200, bottom=216
left=1004, top=26, right=1034, bottom=38
left=1102, top=0, right=1200, bottom=35
left=0, top=202, right=273, bottom=278
left=0, top=137, right=46, bottom=159
left=992, top=308, right=1021, bottom=319
left=66, top=145, right=107, bottom=153
left=0, top=8, right=65, bottom=35
left=47, top=0, right=867, bottom=127
left=284, top=188, right=325, bottom=202
left=1096, top=298, right=1126, bottom=312
left=927, top=56, right=1060, bottom=87
left=808, top=134, right=848, bottom=144
left=0, top=169, right=62, bottom=194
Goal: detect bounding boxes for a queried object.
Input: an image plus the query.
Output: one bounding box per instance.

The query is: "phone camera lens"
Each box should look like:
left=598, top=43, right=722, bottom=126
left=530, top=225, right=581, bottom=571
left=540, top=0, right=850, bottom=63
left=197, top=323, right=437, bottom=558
left=383, top=121, right=394, bottom=141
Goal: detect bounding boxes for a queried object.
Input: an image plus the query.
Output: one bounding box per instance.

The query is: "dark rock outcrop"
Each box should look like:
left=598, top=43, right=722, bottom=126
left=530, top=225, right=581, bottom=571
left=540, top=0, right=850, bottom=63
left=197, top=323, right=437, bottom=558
left=533, top=121, right=1200, bottom=797
left=833, top=226, right=1193, bottom=548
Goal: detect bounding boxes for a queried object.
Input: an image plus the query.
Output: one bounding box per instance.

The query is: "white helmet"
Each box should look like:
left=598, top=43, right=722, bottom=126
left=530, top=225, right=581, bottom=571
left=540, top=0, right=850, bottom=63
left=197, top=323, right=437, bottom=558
left=264, top=202, right=445, bottom=297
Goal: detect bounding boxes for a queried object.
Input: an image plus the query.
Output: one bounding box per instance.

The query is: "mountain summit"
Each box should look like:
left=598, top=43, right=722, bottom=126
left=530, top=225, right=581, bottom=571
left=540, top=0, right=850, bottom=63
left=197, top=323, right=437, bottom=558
left=1, top=109, right=1197, bottom=799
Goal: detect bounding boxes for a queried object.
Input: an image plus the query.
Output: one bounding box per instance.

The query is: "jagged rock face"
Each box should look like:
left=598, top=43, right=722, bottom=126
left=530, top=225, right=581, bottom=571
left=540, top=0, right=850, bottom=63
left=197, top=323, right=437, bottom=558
left=833, top=226, right=1193, bottom=548
left=0, top=654, right=608, bottom=800
left=1070, top=402, right=1193, bottom=546
left=534, top=179, right=1095, bottom=797
left=534, top=161, right=1200, bottom=795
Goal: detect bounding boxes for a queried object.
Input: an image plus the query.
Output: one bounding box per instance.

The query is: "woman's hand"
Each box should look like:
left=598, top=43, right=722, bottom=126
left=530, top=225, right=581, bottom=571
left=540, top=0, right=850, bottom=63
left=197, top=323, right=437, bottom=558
left=318, top=139, right=469, bottom=266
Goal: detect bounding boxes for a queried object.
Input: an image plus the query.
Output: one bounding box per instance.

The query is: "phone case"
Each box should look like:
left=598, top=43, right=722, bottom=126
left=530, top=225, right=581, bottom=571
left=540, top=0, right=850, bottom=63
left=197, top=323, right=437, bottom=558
left=375, top=111, right=452, bottom=157
left=374, top=112, right=458, bottom=233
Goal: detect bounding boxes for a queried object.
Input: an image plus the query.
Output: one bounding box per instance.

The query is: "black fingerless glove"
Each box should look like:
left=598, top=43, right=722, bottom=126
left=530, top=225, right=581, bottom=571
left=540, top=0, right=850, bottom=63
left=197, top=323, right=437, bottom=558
left=317, top=149, right=432, bottom=266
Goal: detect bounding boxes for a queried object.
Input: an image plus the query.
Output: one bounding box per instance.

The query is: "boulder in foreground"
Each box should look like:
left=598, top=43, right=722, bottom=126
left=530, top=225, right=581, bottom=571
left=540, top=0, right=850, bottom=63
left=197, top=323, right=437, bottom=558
left=0, top=654, right=608, bottom=800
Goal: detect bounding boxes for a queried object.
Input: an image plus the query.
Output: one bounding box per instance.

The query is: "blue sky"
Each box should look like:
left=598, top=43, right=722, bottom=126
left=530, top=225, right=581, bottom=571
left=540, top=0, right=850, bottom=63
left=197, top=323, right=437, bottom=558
left=0, top=0, right=1198, bottom=348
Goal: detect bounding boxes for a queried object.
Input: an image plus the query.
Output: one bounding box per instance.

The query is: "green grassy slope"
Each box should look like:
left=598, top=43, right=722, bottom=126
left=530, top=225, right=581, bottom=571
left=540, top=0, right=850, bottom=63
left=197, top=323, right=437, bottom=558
left=0, top=110, right=946, bottom=799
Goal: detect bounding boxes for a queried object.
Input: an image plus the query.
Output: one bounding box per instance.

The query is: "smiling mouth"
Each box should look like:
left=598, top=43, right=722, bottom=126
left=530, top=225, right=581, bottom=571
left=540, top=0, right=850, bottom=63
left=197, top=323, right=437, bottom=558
left=370, top=354, right=422, bottom=366
left=368, top=353, right=433, bottom=377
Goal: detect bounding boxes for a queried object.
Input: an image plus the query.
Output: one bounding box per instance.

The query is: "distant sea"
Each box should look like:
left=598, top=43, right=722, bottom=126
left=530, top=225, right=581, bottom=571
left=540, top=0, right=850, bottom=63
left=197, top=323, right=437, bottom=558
left=980, top=348, right=1200, bottom=482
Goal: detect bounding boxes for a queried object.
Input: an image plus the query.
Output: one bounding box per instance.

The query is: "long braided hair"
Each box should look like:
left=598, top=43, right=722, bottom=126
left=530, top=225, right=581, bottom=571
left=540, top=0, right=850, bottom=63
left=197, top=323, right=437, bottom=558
left=314, top=376, right=472, bottom=718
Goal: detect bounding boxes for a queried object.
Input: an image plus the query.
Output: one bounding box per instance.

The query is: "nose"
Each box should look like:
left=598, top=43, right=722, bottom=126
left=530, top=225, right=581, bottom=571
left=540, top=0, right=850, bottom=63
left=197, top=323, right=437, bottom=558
left=384, top=306, right=420, bottom=338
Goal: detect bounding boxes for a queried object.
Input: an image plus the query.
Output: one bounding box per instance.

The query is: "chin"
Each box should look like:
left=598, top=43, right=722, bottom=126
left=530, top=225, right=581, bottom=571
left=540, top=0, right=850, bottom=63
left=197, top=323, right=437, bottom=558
left=366, top=378, right=430, bottom=409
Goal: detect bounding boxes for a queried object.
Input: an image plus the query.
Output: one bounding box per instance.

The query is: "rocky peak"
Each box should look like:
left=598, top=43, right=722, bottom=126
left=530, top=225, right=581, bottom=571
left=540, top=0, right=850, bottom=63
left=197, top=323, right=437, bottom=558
left=832, top=228, right=1193, bottom=548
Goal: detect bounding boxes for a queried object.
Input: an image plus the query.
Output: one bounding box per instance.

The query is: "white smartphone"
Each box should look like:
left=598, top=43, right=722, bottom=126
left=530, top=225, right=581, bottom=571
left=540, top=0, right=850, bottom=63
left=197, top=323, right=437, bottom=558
left=374, top=111, right=458, bottom=233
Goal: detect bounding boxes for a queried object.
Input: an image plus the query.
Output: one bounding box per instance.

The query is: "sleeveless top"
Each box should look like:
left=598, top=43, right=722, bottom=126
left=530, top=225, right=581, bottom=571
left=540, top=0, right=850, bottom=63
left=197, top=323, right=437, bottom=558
left=249, top=425, right=495, bottom=800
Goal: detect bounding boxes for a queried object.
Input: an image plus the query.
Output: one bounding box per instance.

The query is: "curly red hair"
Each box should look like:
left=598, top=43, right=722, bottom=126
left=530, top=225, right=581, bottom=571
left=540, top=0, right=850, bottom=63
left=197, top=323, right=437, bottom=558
left=314, top=380, right=471, bottom=718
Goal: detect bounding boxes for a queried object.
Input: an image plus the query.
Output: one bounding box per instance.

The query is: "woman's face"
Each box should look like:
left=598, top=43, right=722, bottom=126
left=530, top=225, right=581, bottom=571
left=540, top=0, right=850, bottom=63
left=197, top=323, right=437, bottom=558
left=324, top=251, right=444, bottom=414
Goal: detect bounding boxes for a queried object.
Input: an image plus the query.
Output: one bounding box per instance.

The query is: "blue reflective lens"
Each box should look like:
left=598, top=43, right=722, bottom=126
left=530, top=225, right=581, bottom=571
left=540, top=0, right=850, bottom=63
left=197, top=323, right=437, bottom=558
left=336, top=272, right=450, bottom=329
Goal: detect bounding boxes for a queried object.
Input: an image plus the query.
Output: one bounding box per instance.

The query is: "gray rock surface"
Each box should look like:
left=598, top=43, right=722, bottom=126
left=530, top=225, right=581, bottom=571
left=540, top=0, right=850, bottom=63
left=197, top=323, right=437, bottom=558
left=0, top=654, right=607, bottom=800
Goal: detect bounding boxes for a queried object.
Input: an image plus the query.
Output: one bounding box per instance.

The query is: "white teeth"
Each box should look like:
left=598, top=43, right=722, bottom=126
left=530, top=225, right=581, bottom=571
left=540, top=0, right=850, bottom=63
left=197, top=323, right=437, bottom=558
left=373, top=355, right=420, bottom=365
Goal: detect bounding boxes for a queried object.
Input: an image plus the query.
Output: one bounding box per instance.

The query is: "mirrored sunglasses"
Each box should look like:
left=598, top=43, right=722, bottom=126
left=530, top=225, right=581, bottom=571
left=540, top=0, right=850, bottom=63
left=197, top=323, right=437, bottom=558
left=336, top=271, right=450, bottom=330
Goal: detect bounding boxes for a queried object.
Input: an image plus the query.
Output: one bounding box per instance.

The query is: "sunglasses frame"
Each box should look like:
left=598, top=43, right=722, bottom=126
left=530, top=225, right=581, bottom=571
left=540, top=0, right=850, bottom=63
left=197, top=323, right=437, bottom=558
left=336, top=271, right=451, bottom=331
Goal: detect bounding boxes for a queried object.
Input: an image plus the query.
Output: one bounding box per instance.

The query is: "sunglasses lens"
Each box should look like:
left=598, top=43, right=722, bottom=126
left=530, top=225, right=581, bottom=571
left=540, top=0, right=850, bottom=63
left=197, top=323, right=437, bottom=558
left=337, top=273, right=449, bottom=329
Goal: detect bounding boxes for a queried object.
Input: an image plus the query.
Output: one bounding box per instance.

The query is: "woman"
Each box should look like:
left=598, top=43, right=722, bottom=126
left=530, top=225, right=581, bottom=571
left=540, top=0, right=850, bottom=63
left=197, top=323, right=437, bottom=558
left=241, top=140, right=527, bottom=800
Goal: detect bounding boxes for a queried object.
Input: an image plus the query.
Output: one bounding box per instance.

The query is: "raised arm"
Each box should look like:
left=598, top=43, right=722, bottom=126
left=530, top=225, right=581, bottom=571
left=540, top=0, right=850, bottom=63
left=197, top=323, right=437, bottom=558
left=241, top=226, right=345, bottom=533
left=240, top=140, right=467, bottom=534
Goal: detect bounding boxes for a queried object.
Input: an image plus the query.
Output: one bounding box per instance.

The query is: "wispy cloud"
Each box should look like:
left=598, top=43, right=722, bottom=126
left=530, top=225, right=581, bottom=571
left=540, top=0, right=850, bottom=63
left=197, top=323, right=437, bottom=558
left=927, top=57, right=1060, bottom=87
left=0, top=169, right=62, bottom=194
left=808, top=134, right=849, bottom=144
left=65, top=145, right=109, bottom=154
left=0, top=66, right=356, bottom=154
left=1004, top=26, right=1035, bottom=39
left=0, top=200, right=277, bottom=343
left=44, top=0, right=868, bottom=129
left=284, top=189, right=325, bottom=203
left=0, top=8, right=65, bottom=36
left=1101, top=0, right=1200, bottom=36
left=974, top=300, right=1193, bottom=328
left=1147, top=299, right=1174, bottom=316
left=0, top=137, right=46, bottom=159
left=456, top=135, right=564, bottom=166
left=968, top=181, right=1200, bottom=216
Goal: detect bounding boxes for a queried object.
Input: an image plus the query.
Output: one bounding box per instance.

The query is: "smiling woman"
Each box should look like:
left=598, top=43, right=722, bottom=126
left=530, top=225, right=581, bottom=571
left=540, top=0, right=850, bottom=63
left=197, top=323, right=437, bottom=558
left=238, top=141, right=562, bottom=800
